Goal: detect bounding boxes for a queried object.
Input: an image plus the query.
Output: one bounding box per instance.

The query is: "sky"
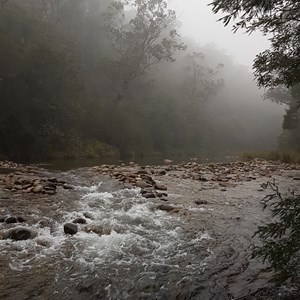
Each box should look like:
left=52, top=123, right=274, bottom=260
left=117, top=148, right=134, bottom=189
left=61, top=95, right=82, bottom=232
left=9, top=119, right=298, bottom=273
left=169, top=0, right=270, bottom=68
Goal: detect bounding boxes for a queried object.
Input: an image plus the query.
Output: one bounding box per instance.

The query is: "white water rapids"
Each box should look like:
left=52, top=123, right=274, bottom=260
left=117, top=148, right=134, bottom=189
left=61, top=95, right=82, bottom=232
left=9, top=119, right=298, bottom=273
left=0, top=178, right=214, bottom=299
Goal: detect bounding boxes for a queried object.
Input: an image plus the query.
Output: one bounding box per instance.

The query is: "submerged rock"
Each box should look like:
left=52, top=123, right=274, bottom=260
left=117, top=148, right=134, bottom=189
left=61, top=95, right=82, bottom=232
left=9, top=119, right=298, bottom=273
left=3, top=227, right=36, bottom=241
left=157, top=204, right=176, bottom=212
left=84, top=224, right=103, bottom=235
left=0, top=215, right=6, bottom=222
left=83, top=212, right=94, bottom=220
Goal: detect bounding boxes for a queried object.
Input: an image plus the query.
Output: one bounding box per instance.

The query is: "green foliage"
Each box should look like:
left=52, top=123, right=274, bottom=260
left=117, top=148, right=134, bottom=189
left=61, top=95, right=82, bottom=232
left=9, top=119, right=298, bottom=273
left=210, top=0, right=300, bottom=88
left=264, top=84, right=300, bottom=148
left=252, top=181, right=300, bottom=282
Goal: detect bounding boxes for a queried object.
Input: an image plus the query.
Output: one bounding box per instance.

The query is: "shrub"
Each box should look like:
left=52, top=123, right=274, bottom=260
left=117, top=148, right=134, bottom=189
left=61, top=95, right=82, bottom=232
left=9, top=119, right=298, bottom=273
left=252, top=181, right=300, bottom=283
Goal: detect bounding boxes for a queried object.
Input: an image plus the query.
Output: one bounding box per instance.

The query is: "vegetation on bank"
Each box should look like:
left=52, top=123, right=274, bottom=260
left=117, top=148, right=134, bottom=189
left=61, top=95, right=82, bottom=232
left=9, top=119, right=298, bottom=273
left=252, top=181, right=300, bottom=283
left=240, top=150, right=300, bottom=164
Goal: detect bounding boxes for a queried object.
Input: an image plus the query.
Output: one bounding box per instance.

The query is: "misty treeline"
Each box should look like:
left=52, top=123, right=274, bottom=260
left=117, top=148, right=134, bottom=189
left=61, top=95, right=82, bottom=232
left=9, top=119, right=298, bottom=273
left=0, top=0, right=284, bottom=161
left=211, top=0, right=300, bottom=151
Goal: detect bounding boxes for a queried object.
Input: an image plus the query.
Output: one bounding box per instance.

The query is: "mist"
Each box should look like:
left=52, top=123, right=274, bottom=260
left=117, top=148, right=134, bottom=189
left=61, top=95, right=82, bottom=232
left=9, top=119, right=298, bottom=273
left=0, top=0, right=287, bottom=161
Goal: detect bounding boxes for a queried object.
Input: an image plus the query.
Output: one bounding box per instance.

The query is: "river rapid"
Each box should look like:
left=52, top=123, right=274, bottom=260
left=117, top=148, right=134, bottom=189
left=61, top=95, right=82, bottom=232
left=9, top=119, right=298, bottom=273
left=0, top=161, right=299, bottom=299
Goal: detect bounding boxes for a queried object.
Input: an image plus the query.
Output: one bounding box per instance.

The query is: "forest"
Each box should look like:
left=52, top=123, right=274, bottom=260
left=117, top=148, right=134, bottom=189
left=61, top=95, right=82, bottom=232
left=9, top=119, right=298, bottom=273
left=0, top=0, right=297, bottom=161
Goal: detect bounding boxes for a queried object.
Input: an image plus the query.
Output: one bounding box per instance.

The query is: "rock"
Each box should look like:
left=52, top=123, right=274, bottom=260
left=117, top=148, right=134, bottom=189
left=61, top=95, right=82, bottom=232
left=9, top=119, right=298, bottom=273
left=38, top=220, right=51, bottom=228
left=3, top=227, right=36, bottom=241
left=155, top=183, right=167, bottom=191
left=22, top=183, right=32, bottom=190
left=157, top=204, right=176, bottom=212
left=16, top=216, right=26, bottom=223
left=143, top=192, right=156, bottom=199
left=64, top=223, right=78, bottom=235
left=199, top=177, right=208, bottom=182
left=48, top=177, right=58, bottom=183
left=5, top=216, right=18, bottom=224
left=156, top=192, right=168, bottom=198
left=293, top=177, right=300, bottom=181
left=57, top=180, right=66, bottom=185
left=63, top=184, right=74, bottom=190
left=4, top=178, right=12, bottom=189
left=45, top=190, right=55, bottom=195
left=83, top=212, right=93, bottom=219
left=219, top=182, right=236, bottom=188
left=140, top=175, right=155, bottom=184
left=33, top=185, right=43, bottom=193
left=73, top=217, right=87, bottom=224
left=102, top=225, right=111, bottom=235
left=195, top=200, right=208, bottom=205
left=160, top=198, right=168, bottom=202
left=141, top=188, right=153, bottom=194
left=137, top=169, right=148, bottom=175
left=164, top=159, right=173, bottom=165
left=135, top=180, right=151, bottom=189
left=84, top=224, right=103, bottom=235
left=0, top=215, right=7, bottom=222
left=158, top=170, right=166, bottom=175
left=46, top=182, right=57, bottom=189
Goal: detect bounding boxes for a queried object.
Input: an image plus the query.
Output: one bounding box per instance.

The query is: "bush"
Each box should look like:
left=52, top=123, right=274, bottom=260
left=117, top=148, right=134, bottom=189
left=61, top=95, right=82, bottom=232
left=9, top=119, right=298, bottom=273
left=252, top=181, right=300, bottom=283
left=240, top=150, right=300, bottom=164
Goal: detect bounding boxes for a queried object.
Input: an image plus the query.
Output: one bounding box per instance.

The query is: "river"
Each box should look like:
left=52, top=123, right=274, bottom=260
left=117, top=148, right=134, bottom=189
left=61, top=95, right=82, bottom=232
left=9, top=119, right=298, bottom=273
left=0, top=161, right=299, bottom=299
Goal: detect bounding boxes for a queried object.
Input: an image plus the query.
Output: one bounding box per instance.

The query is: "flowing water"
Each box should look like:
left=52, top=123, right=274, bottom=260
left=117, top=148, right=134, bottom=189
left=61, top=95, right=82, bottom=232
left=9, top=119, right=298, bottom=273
left=0, top=168, right=299, bottom=299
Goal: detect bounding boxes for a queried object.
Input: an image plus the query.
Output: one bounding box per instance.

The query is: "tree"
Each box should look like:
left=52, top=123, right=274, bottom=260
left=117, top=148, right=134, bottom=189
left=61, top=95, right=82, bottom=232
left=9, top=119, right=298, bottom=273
left=102, top=0, right=186, bottom=99
left=211, top=0, right=300, bottom=283
left=182, top=52, right=224, bottom=104
left=210, top=0, right=300, bottom=148
left=210, top=0, right=300, bottom=88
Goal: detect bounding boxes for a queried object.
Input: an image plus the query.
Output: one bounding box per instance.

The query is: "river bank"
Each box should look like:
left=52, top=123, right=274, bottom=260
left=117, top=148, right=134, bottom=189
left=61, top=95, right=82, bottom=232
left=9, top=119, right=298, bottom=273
left=0, top=159, right=300, bottom=299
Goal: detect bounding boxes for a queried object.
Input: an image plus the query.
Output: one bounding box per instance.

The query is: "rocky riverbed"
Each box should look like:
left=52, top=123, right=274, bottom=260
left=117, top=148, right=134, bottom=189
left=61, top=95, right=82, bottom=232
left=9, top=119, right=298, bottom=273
left=0, top=159, right=300, bottom=299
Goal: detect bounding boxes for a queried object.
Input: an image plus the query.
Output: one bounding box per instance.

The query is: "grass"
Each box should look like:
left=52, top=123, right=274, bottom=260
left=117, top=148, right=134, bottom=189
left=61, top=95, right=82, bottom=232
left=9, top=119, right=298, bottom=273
left=240, top=150, right=300, bottom=164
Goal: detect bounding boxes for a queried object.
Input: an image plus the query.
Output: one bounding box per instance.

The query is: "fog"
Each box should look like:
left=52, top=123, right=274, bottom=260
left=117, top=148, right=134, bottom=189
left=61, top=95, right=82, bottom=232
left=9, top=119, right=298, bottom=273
left=169, top=0, right=270, bottom=68
left=0, top=0, right=287, bottom=161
